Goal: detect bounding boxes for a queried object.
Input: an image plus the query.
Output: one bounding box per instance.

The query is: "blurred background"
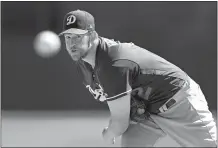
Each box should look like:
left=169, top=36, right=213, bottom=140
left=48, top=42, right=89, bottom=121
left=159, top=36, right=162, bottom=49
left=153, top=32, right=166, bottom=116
left=1, top=1, right=217, bottom=147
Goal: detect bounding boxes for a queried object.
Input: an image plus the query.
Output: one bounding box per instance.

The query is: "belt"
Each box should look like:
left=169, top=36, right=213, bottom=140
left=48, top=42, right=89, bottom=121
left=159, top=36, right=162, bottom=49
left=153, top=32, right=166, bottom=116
left=153, top=98, right=177, bottom=114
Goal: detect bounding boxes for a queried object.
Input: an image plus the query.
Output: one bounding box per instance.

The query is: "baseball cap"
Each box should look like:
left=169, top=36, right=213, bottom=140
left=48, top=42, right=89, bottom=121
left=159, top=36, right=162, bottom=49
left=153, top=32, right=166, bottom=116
left=59, top=10, right=95, bottom=36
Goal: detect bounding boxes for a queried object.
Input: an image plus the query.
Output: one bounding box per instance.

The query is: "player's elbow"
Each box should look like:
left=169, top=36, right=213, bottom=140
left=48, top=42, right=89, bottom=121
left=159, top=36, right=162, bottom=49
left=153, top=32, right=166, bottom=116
left=119, top=122, right=129, bottom=134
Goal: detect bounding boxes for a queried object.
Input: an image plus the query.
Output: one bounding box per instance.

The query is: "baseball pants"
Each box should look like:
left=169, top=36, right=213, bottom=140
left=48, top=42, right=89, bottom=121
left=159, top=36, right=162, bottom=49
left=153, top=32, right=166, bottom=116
left=121, top=77, right=217, bottom=147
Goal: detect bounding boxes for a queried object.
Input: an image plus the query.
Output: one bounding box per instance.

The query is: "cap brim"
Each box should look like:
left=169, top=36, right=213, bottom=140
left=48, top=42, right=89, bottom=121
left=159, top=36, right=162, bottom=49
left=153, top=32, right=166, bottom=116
left=59, top=28, right=88, bottom=36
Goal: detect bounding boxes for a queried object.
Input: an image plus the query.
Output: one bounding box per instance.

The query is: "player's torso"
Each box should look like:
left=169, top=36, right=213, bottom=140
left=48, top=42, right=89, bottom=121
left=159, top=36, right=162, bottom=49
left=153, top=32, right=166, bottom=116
left=77, top=37, right=188, bottom=106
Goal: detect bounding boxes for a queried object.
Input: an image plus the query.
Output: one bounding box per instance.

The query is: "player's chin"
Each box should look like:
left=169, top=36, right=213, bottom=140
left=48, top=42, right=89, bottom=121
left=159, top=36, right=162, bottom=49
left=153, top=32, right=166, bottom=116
left=71, top=53, right=83, bottom=61
left=71, top=55, right=80, bottom=61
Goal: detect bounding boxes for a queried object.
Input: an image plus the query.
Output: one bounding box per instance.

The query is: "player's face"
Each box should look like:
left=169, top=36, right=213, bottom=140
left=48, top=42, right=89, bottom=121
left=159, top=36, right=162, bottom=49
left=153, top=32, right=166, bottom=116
left=64, top=33, right=90, bottom=61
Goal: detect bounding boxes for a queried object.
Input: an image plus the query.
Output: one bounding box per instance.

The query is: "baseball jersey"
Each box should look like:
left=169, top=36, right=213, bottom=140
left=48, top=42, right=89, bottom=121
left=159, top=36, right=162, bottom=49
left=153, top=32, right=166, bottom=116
left=77, top=37, right=187, bottom=112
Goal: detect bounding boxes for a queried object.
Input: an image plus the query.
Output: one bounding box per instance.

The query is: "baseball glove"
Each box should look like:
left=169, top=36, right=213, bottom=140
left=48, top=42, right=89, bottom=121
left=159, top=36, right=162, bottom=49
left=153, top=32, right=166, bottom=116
left=130, top=94, right=150, bottom=122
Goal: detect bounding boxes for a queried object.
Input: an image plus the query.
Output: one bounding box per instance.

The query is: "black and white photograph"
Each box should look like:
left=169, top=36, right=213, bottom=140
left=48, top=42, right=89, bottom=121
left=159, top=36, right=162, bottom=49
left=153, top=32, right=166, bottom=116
left=1, top=1, right=217, bottom=147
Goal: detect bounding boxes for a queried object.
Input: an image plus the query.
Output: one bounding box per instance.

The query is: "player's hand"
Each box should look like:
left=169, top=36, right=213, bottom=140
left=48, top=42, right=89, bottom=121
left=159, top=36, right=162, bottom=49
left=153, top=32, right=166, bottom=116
left=102, top=127, right=115, bottom=144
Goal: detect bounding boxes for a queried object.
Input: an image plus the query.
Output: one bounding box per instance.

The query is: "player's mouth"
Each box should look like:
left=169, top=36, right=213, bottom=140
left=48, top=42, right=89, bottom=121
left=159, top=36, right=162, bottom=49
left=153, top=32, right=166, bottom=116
left=70, top=49, right=77, bottom=53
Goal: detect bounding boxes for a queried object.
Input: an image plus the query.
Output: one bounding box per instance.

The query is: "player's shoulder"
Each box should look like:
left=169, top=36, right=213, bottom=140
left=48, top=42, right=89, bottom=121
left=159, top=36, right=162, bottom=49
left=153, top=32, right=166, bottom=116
left=99, top=37, right=120, bottom=50
left=99, top=37, right=137, bottom=59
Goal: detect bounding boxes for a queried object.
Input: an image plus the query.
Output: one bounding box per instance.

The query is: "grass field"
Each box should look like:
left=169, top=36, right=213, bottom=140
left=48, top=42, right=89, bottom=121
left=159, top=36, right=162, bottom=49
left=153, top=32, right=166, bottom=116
left=2, top=110, right=217, bottom=147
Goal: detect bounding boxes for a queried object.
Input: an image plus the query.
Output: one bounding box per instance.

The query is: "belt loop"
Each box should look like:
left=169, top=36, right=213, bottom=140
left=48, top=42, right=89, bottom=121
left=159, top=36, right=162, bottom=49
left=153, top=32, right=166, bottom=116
left=162, top=104, right=168, bottom=111
left=159, top=106, right=165, bottom=113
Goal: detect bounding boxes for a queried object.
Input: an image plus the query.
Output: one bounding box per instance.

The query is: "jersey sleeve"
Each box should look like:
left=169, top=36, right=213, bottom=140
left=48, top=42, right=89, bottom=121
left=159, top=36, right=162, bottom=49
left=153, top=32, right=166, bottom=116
left=104, top=59, right=140, bottom=101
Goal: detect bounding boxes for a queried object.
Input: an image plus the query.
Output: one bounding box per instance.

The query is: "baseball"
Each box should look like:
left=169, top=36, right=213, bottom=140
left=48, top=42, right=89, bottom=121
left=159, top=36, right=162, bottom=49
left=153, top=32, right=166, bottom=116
left=33, top=30, right=61, bottom=58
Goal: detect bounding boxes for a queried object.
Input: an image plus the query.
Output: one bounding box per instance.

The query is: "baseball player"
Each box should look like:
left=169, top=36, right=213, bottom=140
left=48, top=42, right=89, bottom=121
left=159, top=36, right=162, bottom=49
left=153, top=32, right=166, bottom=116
left=59, top=10, right=217, bottom=147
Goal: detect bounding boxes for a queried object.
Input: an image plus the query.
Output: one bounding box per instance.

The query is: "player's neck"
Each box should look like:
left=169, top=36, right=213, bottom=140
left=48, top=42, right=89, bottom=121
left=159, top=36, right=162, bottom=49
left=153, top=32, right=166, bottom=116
left=82, top=38, right=99, bottom=69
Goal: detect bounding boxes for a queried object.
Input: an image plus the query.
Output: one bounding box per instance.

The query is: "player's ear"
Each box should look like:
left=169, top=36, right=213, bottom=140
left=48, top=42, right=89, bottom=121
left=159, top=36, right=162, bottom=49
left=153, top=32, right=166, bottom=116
left=89, top=31, right=97, bottom=42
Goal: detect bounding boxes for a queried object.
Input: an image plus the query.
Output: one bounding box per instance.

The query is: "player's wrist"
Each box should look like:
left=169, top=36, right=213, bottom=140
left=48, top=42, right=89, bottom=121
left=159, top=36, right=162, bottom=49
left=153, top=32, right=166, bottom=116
left=102, top=127, right=116, bottom=144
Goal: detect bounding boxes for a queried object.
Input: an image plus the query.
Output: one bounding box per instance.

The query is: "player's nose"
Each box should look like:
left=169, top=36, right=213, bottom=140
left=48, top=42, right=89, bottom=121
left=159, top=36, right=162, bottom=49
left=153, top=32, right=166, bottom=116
left=69, top=46, right=77, bottom=52
left=67, top=42, right=76, bottom=49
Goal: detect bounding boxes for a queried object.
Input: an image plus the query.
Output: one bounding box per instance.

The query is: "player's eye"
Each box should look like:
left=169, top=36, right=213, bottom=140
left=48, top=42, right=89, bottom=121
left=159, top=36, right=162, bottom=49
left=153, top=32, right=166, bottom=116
left=65, top=36, right=71, bottom=39
left=77, top=35, right=82, bottom=39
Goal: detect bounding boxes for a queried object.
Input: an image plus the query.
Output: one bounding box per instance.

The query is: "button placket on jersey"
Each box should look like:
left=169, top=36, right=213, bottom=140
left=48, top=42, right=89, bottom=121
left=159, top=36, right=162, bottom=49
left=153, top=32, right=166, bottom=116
left=93, top=69, right=108, bottom=99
